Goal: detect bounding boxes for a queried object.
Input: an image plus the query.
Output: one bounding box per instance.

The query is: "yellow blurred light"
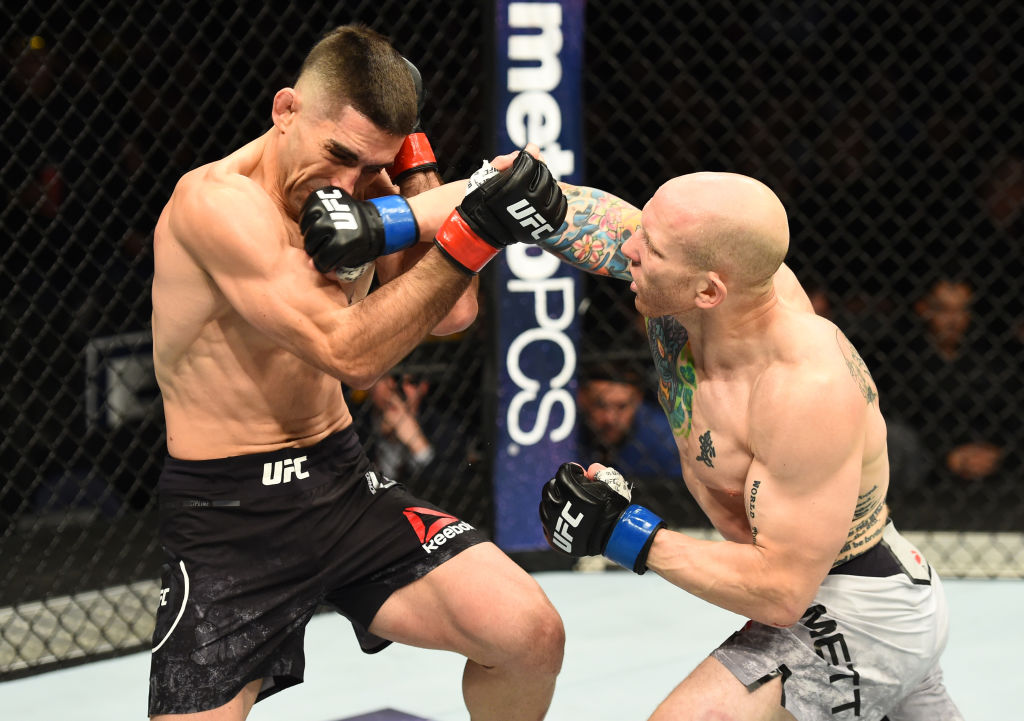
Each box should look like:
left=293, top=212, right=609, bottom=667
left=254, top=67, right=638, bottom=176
left=30, top=35, right=46, bottom=50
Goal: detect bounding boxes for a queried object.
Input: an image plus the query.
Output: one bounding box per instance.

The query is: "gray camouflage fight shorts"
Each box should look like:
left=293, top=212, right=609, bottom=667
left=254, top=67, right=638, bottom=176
left=712, top=522, right=964, bottom=720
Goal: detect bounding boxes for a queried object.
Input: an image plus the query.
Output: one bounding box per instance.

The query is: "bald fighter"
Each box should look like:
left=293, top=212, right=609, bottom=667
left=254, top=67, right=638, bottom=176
left=536, top=173, right=963, bottom=719
left=148, top=25, right=566, bottom=721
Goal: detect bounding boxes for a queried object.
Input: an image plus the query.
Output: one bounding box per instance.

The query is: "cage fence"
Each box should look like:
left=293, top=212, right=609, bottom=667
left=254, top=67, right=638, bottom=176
left=2, top=0, right=1021, bottom=678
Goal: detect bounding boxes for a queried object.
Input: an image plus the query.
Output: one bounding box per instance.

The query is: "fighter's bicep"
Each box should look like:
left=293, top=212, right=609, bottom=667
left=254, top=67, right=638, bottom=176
left=745, top=377, right=866, bottom=582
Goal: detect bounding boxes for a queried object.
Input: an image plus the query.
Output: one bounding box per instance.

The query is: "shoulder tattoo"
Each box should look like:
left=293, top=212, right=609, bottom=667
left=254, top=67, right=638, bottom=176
left=647, top=316, right=696, bottom=438
left=538, top=185, right=635, bottom=280
left=836, top=330, right=877, bottom=405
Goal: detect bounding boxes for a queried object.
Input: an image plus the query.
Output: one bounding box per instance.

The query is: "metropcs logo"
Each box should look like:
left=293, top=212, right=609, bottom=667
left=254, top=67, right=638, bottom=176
left=505, top=2, right=574, bottom=180
left=502, top=1, right=577, bottom=449
left=403, top=507, right=474, bottom=554
left=505, top=246, right=576, bottom=446
left=261, top=456, right=309, bottom=486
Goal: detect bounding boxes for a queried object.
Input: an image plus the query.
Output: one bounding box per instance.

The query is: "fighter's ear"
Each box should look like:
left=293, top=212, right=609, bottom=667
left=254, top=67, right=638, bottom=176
left=695, top=271, right=726, bottom=309
left=272, top=88, right=299, bottom=131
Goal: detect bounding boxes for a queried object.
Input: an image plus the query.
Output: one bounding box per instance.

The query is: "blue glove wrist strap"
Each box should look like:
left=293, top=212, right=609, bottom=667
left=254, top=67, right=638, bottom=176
left=604, top=505, right=664, bottom=573
left=369, top=195, right=418, bottom=254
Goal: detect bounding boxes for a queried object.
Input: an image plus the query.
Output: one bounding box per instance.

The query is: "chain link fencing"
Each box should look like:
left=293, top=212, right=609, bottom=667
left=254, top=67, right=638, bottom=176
left=2, top=0, right=1021, bottom=679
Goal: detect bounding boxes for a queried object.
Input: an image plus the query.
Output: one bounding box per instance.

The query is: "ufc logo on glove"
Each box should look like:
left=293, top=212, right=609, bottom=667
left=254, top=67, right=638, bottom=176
left=552, top=501, right=584, bottom=553
left=506, top=199, right=555, bottom=240
left=315, top=188, right=359, bottom=230
left=540, top=463, right=665, bottom=574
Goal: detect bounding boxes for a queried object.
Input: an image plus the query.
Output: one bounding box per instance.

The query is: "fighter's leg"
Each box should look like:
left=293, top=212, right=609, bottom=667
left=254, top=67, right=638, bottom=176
left=368, top=542, right=565, bottom=721
left=649, top=655, right=795, bottom=721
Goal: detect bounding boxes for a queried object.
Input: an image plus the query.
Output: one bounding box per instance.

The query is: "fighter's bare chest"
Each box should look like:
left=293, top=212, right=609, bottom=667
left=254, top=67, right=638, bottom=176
left=646, top=317, right=752, bottom=490
left=680, top=387, right=753, bottom=491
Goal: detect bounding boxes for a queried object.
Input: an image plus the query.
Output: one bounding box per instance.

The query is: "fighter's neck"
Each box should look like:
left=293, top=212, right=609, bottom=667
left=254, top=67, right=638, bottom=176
left=234, top=131, right=275, bottom=186
left=679, top=291, right=781, bottom=374
left=227, top=130, right=290, bottom=214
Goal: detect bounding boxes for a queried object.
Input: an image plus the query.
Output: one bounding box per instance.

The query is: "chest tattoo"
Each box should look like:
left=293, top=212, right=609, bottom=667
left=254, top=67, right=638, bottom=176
left=646, top=316, right=696, bottom=438
left=695, top=429, right=716, bottom=467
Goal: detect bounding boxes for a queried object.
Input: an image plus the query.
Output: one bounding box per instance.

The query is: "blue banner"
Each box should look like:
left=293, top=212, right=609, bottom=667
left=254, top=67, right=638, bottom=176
left=494, top=0, right=584, bottom=551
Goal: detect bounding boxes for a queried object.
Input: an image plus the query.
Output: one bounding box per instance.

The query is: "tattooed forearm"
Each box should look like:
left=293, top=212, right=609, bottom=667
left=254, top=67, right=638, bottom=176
left=537, top=184, right=638, bottom=280
left=836, top=330, right=878, bottom=405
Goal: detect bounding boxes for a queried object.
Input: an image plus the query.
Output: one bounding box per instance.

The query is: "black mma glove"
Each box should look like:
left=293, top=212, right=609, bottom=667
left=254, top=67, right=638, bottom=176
left=434, top=151, right=568, bottom=274
left=300, top=187, right=419, bottom=280
left=539, top=463, right=665, bottom=574
left=387, top=57, right=439, bottom=183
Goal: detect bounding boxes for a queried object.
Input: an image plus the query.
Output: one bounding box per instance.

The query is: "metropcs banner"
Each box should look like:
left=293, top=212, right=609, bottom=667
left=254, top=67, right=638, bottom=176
left=494, top=0, right=584, bottom=551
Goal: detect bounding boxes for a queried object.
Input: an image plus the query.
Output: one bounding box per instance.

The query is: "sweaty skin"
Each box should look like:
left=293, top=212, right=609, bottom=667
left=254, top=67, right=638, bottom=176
left=540, top=177, right=890, bottom=627
left=152, top=100, right=472, bottom=460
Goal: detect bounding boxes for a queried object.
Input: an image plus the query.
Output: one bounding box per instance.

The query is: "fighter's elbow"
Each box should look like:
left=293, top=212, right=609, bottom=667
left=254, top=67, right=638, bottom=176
left=756, top=586, right=816, bottom=628
left=761, top=604, right=805, bottom=629
left=332, top=366, right=381, bottom=391
left=431, top=289, right=479, bottom=336
left=318, top=344, right=385, bottom=390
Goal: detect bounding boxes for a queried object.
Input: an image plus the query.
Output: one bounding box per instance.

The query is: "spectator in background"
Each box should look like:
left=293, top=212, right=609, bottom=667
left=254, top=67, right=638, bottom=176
left=365, top=373, right=470, bottom=483
left=911, top=279, right=1008, bottom=480
left=876, top=277, right=1020, bottom=529
left=577, top=361, right=680, bottom=482
left=368, top=374, right=434, bottom=478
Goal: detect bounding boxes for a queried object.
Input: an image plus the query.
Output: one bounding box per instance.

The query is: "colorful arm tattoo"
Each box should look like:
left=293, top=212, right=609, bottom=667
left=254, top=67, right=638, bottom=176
left=537, top=185, right=639, bottom=280
left=647, top=316, right=697, bottom=438
left=538, top=186, right=698, bottom=436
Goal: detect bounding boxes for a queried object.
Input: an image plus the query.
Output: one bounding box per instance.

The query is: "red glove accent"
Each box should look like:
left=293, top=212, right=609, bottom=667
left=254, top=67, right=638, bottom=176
left=388, top=133, right=438, bottom=182
left=433, top=209, right=499, bottom=274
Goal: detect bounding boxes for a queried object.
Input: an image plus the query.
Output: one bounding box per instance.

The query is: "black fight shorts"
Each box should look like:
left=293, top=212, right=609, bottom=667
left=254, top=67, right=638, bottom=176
left=148, top=427, right=487, bottom=716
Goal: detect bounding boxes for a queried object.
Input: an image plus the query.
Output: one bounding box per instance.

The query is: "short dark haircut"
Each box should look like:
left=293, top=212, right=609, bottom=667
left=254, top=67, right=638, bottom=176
left=579, top=360, right=644, bottom=388
left=297, top=24, right=416, bottom=135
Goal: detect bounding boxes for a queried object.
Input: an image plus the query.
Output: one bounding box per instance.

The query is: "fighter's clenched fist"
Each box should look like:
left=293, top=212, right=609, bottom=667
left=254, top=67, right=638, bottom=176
left=434, top=151, right=568, bottom=274
left=300, top=188, right=418, bottom=280
left=539, top=463, right=665, bottom=574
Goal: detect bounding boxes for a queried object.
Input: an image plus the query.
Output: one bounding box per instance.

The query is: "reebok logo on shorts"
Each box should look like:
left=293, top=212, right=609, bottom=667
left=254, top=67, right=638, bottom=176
left=403, top=507, right=474, bottom=554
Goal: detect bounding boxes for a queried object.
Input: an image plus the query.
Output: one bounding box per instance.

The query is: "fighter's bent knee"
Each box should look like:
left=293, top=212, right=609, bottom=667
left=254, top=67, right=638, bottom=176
left=518, top=597, right=565, bottom=676
left=475, top=583, right=565, bottom=676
